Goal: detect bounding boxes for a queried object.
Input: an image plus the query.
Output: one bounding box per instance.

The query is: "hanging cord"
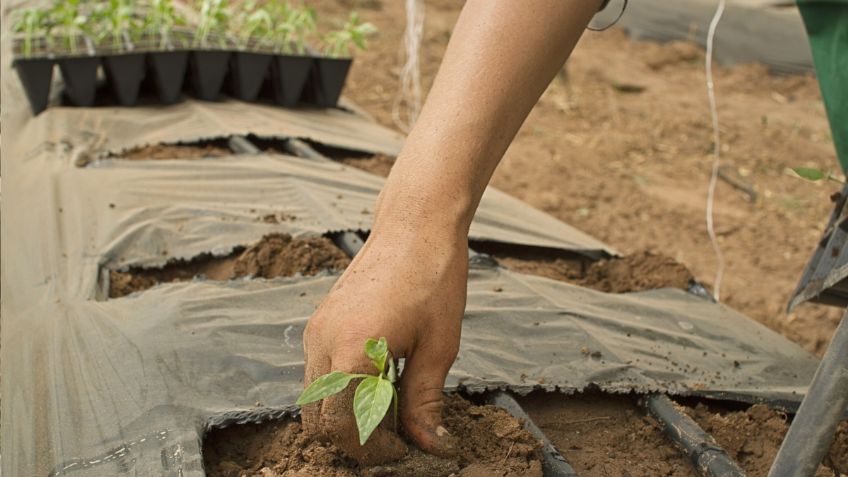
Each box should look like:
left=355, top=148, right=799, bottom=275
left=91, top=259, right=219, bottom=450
left=587, top=0, right=628, bottom=32
left=705, top=0, right=726, bottom=301
left=392, top=0, right=425, bottom=133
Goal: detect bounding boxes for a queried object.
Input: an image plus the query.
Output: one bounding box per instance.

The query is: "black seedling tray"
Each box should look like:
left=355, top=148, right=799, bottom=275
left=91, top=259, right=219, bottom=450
left=13, top=49, right=354, bottom=114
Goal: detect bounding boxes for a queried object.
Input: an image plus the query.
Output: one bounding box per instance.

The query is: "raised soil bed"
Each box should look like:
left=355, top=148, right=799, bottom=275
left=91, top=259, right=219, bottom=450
left=109, top=233, right=350, bottom=298
left=202, top=394, right=543, bottom=477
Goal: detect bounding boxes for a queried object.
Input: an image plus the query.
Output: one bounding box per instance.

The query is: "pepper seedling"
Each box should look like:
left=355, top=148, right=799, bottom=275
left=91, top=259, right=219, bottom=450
left=234, top=0, right=274, bottom=51
left=99, top=0, right=140, bottom=52
left=145, top=0, right=186, bottom=50
left=322, top=11, right=377, bottom=58
left=269, top=2, right=316, bottom=55
left=194, top=0, right=231, bottom=49
left=48, top=0, right=91, bottom=55
left=297, top=337, right=399, bottom=445
left=12, top=7, right=53, bottom=58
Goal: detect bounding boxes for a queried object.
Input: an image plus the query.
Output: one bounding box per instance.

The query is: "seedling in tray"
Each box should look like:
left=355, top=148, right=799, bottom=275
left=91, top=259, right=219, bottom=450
left=12, top=7, right=53, bottom=58
left=50, top=0, right=100, bottom=107
left=228, top=0, right=274, bottom=101
left=145, top=0, right=189, bottom=104
left=145, top=0, right=187, bottom=50
left=297, top=337, right=399, bottom=445
left=99, top=0, right=148, bottom=106
left=190, top=0, right=233, bottom=100
left=307, top=11, right=377, bottom=107
left=266, top=2, right=317, bottom=106
left=12, top=7, right=55, bottom=115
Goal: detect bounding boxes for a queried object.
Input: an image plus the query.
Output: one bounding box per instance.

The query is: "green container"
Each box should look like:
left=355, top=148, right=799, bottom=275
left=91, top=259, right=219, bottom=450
left=797, top=0, right=848, bottom=172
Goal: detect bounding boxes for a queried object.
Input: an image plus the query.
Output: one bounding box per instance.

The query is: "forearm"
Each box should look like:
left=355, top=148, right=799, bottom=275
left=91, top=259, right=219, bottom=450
left=373, top=0, right=602, bottom=239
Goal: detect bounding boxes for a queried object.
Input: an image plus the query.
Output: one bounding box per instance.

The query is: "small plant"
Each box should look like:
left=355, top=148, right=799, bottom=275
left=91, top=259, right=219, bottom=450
left=145, top=0, right=186, bottom=50
left=99, top=0, right=141, bottom=52
left=49, top=0, right=92, bottom=55
left=12, top=7, right=53, bottom=58
left=194, top=0, right=230, bottom=49
left=234, top=0, right=273, bottom=50
left=791, top=167, right=845, bottom=184
left=269, top=2, right=316, bottom=55
left=322, top=11, right=377, bottom=58
left=297, top=337, right=398, bottom=445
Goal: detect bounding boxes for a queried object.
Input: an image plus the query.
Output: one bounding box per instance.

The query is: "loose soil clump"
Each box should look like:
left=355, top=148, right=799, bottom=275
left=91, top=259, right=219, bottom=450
left=115, top=140, right=231, bottom=160
left=109, top=233, right=350, bottom=298
left=492, top=248, right=694, bottom=293
left=518, top=392, right=697, bottom=477
left=202, top=394, right=542, bottom=477
left=684, top=402, right=848, bottom=476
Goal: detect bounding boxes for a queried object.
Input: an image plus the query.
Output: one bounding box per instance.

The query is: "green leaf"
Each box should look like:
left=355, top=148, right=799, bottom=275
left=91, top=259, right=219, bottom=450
left=353, top=376, right=394, bottom=445
left=296, top=371, right=363, bottom=405
left=364, top=337, right=388, bottom=374
left=792, top=167, right=827, bottom=181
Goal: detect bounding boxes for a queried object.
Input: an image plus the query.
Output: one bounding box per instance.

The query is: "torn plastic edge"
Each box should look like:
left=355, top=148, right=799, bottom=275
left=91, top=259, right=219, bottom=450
left=93, top=134, right=389, bottom=164
left=96, top=230, right=358, bottom=301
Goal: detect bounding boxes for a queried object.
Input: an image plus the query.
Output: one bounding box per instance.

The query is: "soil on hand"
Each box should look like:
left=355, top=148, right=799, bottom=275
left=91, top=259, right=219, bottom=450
left=519, top=392, right=697, bottom=477
left=114, top=140, right=231, bottom=160
left=202, top=394, right=543, bottom=477
left=490, top=247, right=694, bottom=293
left=684, top=402, right=848, bottom=477
left=311, top=0, right=842, bottom=355
left=109, top=234, right=350, bottom=298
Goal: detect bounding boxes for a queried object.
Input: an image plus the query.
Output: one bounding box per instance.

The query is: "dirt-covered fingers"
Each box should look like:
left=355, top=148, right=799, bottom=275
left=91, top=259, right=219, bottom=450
left=301, top=325, right=330, bottom=436
left=399, top=335, right=460, bottom=457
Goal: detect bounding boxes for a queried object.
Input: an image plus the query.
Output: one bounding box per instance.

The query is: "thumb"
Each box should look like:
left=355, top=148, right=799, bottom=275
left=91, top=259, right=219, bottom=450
left=399, top=342, right=459, bottom=457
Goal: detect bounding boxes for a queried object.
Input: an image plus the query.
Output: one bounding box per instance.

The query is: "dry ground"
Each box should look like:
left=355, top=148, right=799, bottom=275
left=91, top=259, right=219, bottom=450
left=316, top=0, right=842, bottom=356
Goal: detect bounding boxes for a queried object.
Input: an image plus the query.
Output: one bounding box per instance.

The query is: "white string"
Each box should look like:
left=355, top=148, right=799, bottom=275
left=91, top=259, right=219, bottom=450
left=392, top=0, right=425, bottom=133
left=705, top=0, right=726, bottom=301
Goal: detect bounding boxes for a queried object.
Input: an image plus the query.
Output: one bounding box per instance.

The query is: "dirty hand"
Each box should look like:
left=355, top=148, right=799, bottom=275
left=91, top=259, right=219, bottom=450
left=302, top=206, right=467, bottom=464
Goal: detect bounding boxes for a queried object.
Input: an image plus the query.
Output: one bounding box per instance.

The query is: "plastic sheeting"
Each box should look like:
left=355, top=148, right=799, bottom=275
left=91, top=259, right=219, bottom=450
left=612, top=0, right=814, bottom=73
left=1, top=118, right=821, bottom=475
left=1, top=3, right=821, bottom=476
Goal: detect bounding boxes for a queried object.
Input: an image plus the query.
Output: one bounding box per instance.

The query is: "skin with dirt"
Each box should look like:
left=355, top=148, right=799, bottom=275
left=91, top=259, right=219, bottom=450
left=202, top=394, right=543, bottom=477
left=316, top=0, right=842, bottom=357
left=685, top=403, right=848, bottom=477
left=109, top=234, right=350, bottom=297
left=113, top=140, right=231, bottom=160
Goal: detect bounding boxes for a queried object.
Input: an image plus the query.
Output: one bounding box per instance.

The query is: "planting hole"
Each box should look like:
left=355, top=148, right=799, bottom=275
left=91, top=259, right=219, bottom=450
left=108, top=233, right=350, bottom=298
left=677, top=399, right=848, bottom=476
left=202, top=394, right=543, bottom=477
left=246, top=135, right=396, bottom=177
left=518, top=391, right=698, bottom=476
left=110, top=138, right=232, bottom=161
left=472, top=242, right=696, bottom=293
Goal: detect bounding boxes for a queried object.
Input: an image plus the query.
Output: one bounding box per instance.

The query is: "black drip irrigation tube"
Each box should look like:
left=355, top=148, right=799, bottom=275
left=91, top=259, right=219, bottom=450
left=642, top=394, right=746, bottom=477
left=487, top=391, right=579, bottom=477
left=767, top=309, right=848, bottom=477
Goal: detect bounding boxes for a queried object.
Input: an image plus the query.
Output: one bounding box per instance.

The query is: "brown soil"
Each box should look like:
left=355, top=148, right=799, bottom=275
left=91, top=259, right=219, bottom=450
left=109, top=234, right=350, bottom=298
left=310, top=0, right=843, bottom=355
left=202, top=394, right=543, bottom=477
left=684, top=403, right=848, bottom=476
left=490, top=247, right=695, bottom=293
left=114, top=140, right=231, bottom=160
left=518, top=392, right=697, bottom=477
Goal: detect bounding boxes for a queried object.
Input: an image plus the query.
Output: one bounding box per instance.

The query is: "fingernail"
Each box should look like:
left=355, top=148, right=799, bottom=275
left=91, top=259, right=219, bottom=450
left=435, top=425, right=451, bottom=437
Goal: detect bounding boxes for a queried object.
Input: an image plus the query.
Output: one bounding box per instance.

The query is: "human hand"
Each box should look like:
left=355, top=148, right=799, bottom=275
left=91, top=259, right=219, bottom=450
left=302, top=224, right=467, bottom=464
